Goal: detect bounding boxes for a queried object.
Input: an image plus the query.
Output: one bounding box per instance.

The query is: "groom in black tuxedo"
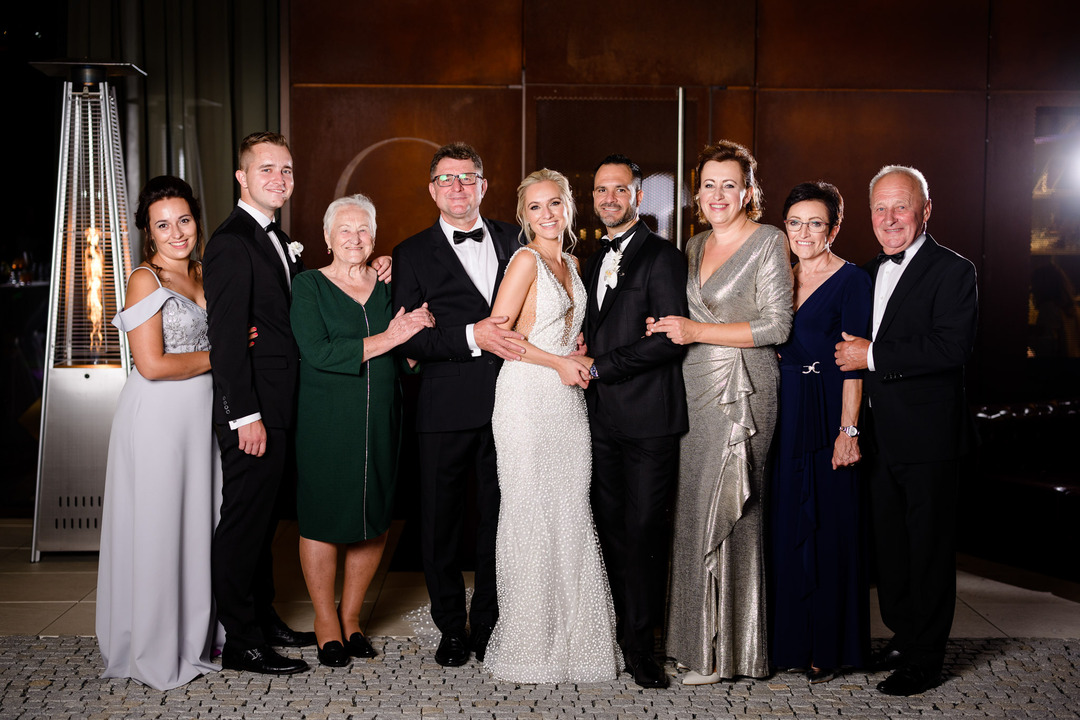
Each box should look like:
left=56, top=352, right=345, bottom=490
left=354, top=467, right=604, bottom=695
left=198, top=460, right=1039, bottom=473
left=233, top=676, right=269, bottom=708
left=582, top=155, right=688, bottom=688
left=836, top=165, right=978, bottom=696
left=204, top=132, right=313, bottom=675
left=392, top=142, right=522, bottom=667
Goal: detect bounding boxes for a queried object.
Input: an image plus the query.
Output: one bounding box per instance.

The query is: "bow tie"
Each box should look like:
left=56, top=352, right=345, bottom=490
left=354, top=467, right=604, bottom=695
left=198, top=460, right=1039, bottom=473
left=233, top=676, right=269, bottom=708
left=265, top=221, right=279, bottom=235
left=453, top=228, right=484, bottom=244
left=600, top=235, right=624, bottom=252
left=877, top=250, right=905, bottom=265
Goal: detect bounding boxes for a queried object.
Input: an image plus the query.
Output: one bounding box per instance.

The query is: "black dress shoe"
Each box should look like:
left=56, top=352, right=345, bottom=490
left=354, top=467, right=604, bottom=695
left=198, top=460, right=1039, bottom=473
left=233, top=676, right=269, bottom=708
left=470, top=625, right=493, bottom=662
left=434, top=631, right=469, bottom=667
left=262, top=616, right=317, bottom=648
left=221, top=644, right=309, bottom=675
left=867, top=646, right=905, bottom=672
left=877, top=664, right=940, bottom=696
left=345, top=632, right=378, bottom=658
left=317, top=640, right=351, bottom=667
left=627, top=653, right=669, bottom=689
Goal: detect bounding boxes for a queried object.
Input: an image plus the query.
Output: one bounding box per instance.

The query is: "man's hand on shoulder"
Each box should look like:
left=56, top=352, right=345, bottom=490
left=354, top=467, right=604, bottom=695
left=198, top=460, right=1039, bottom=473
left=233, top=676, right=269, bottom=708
left=238, top=419, right=267, bottom=457
left=474, top=316, right=525, bottom=362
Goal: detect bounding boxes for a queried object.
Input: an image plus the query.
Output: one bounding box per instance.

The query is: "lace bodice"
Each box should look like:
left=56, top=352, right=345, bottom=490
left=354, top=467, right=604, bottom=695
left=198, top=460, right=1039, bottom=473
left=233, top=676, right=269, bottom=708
left=112, top=268, right=210, bottom=354
left=511, top=247, right=585, bottom=356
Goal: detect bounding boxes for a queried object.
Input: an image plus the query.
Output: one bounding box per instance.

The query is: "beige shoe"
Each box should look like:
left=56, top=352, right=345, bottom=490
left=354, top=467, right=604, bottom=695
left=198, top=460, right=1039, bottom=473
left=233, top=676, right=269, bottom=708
left=682, top=670, right=721, bottom=685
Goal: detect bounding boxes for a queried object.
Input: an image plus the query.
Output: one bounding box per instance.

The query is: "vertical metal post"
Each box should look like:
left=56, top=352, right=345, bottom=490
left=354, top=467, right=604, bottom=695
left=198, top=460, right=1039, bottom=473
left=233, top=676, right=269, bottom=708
left=675, top=87, right=686, bottom=251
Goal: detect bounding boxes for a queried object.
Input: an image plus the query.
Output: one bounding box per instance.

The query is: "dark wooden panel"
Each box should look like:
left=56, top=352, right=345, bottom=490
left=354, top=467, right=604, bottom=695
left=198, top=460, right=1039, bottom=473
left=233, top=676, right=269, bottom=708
left=524, top=1, right=754, bottom=86
left=989, top=0, right=1080, bottom=91
left=758, top=0, right=988, bottom=90
left=754, top=90, right=986, bottom=276
left=290, top=0, right=522, bottom=85
left=708, top=88, right=756, bottom=148
left=525, top=86, right=711, bottom=251
left=287, top=86, right=522, bottom=264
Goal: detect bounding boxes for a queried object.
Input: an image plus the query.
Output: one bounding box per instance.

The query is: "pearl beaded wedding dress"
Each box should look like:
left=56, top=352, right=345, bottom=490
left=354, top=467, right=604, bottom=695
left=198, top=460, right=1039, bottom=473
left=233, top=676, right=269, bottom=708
left=485, top=247, right=621, bottom=683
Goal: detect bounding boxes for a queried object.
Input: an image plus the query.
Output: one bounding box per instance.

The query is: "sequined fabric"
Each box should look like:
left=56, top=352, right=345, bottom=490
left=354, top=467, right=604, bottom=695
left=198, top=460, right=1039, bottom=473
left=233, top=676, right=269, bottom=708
left=665, top=226, right=793, bottom=679
left=486, top=247, right=622, bottom=683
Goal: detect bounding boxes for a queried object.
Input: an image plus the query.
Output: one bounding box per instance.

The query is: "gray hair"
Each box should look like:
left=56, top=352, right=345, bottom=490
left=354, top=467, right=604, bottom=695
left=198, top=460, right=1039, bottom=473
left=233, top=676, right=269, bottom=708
left=323, top=193, right=378, bottom=238
left=869, top=165, right=930, bottom=206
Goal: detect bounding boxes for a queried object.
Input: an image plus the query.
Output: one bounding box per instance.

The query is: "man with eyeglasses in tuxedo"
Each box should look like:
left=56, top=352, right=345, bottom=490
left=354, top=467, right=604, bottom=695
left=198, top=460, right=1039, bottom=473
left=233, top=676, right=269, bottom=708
left=392, top=142, right=522, bottom=668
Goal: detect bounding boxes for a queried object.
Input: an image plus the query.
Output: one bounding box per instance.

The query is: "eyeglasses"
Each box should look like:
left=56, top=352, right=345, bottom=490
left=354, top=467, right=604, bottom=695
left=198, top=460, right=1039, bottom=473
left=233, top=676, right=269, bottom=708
left=431, top=172, right=484, bottom=187
left=784, top=219, right=830, bottom=234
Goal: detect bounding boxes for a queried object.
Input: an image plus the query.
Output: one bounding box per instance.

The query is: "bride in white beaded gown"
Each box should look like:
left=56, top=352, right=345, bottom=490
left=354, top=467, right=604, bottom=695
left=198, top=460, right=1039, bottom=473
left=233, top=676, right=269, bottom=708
left=485, top=169, right=622, bottom=683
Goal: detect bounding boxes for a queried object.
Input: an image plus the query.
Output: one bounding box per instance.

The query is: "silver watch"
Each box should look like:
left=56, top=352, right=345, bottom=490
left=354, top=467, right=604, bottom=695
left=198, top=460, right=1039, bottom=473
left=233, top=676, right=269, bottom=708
left=839, top=425, right=859, bottom=437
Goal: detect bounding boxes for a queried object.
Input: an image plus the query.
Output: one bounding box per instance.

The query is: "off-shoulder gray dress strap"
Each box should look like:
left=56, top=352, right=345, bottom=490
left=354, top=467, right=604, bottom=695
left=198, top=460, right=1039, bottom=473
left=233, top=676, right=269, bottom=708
left=111, top=267, right=180, bottom=332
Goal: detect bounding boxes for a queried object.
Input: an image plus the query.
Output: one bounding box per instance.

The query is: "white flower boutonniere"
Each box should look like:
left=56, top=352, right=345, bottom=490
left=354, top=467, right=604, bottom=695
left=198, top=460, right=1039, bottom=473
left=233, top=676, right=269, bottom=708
left=287, top=241, right=304, bottom=263
left=603, top=249, right=623, bottom=290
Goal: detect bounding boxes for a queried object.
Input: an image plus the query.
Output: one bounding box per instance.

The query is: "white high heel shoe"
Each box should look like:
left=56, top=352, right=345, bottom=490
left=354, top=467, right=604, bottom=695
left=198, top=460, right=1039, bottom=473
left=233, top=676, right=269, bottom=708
left=682, top=669, right=721, bottom=685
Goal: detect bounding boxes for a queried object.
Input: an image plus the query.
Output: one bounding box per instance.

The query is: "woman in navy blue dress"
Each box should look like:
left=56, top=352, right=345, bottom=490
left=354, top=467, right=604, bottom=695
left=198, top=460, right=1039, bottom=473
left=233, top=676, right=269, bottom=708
left=769, top=182, right=872, bottom=682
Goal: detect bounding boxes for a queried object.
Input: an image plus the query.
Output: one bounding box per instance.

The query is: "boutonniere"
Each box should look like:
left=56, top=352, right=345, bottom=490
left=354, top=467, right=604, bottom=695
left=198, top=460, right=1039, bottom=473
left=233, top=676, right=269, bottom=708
left=603, top=249, right=623, bottom=290
left=287, top=241, right=304, bottom=263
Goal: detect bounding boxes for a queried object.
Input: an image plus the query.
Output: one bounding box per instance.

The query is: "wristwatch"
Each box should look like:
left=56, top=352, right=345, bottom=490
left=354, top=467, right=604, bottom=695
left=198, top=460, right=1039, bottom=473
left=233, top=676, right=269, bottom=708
left=589, top=363, right=599, bottom=379
left=839, top=425, right=859, bottom=438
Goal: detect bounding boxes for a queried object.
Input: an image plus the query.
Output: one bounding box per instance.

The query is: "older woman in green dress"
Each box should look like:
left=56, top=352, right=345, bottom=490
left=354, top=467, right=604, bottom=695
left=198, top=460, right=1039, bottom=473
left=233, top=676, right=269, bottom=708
left=291, top=194, right=434, bottom=667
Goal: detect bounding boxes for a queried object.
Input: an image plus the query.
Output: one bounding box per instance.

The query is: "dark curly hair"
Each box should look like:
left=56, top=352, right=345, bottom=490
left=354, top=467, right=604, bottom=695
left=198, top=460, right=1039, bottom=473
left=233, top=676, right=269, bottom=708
left=135, top=175, right=204, bottom=275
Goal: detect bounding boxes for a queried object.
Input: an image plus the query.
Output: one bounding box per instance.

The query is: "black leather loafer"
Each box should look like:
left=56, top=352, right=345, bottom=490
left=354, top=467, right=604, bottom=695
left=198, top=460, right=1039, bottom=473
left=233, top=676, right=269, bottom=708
left=262, top=616, right=317, bottom=648
left=222, top=644, right=309, bottom=675
left=627, top=653, right=669, bottom=688
left=434, top=631, right=469, bottom=667
left=470, top=625, right=493, bottom=662
left=317, top=640, right=350, bottom=667
left=345, top=632, right=378, bottom=659
left=867, top=647, right=905, bottom=672
left=877, top=664, right=940, bottom=696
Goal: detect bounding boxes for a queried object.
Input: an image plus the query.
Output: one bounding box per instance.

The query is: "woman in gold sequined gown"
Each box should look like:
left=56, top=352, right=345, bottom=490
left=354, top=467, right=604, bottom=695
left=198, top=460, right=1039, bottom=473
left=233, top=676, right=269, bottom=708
left=648, top=142, right=793, bottom=684
left=484, top=169, right=621, bottom=683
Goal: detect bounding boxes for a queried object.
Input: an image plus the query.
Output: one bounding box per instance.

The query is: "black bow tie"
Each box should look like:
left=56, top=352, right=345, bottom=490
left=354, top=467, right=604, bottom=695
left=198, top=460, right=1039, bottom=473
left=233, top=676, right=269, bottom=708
left=600, top=235, right=624, bottom=252
left=453, top=228, right=484, bottom=244
left=265, top=221, right=279, bottom=234
left=877, top=250, right=905, bottom=265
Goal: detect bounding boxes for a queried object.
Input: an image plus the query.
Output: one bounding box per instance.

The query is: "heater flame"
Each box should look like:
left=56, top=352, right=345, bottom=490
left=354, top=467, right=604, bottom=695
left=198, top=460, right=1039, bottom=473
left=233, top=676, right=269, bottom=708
left=84, top=228, right=105, bottom=355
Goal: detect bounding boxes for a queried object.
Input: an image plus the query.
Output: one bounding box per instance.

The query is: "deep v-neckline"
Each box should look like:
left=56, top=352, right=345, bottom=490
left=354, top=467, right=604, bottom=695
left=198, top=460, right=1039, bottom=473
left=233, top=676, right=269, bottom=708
left=697, top=227, right=758, bottom=290
left=318, top=268, right=375, bottom=306
left=534, top=249, right=575, bottom=305
left=794, top=261, right=846, bottom=313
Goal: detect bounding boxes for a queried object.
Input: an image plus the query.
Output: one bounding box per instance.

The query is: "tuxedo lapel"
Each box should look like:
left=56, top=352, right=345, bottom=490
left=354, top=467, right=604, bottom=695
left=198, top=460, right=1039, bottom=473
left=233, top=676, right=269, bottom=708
left=595, top=222, right=645, bottom=327
left=878, top=235, right=939, bottom=338
left=485, top=218, right=515, bottom=302
left=427, top=223, right=491, bottom=306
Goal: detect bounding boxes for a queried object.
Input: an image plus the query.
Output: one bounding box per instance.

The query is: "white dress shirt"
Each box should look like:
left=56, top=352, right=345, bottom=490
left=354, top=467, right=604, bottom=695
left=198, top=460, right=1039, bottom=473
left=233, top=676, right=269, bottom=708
left=867, top=234, right=926, bottom=371
left=595, top=226, right=639, bottom=308
left=439, top=216, right=498, bottom=356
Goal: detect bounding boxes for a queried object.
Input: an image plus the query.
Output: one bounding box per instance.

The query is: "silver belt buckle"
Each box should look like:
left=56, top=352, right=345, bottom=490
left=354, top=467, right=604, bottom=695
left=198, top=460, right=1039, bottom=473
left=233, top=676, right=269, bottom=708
left=802, top=361, right=820, bottom=374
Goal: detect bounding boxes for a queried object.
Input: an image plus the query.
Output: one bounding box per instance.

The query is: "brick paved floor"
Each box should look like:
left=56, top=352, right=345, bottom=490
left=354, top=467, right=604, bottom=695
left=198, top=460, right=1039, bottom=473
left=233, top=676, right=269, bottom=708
left=1, top=636, right=1077, bottom=719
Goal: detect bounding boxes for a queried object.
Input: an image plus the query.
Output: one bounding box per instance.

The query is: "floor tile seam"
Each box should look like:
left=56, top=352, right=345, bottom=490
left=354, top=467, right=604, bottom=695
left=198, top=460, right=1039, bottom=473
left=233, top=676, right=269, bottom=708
left=955, top=594, right=1013, bottom=639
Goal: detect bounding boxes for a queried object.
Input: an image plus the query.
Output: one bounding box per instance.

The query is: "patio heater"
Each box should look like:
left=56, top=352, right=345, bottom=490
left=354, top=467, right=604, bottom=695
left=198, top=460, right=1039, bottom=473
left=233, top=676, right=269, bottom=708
left=30, top=62, right=145, bottom=560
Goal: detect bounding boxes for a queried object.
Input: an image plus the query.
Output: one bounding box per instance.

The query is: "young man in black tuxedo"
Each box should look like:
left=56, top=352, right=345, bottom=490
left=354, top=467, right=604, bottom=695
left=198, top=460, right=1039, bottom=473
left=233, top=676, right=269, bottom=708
left=582, top=155, right=688, bottom=688
left=204, top=132, right=314, bottom=675
left=835, top=165, right=978, bottom=696
left=391, top=143, right=522, bottom=667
